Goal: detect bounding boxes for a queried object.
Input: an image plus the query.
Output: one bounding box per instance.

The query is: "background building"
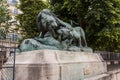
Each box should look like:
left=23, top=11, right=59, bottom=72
left=6, top=0, right=22, bottom=41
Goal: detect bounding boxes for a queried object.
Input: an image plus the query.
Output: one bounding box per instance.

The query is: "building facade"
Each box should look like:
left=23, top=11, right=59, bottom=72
left=6, top=0, right=22, bottom=42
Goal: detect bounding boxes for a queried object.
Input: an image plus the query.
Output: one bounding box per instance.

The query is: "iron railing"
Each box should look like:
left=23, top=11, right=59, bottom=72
left=95, top=51, right=120, bottom=60
left=0, top=39, right=18, bottom=48
left=0, top=46, right=16, bottom=80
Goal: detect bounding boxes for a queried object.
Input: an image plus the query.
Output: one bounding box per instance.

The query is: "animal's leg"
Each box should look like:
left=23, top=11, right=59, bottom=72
left=84, top=38, right=88, bottom=47
left=58, top=35, right=62, bottom=42
left=39, top=31, right=46, bottom=38
left=39, top=32, right=42, bottom=37
left=79, top=37, right=82, bottom=47
left=69, top=39, right=73, bottom=47
left=82, top=32, right=88, bottom=47
left=80, top=28, right=88, bottom=47
left=50, top=28, right=56, bottom=38
left=62, top=39, right=69, bottom=50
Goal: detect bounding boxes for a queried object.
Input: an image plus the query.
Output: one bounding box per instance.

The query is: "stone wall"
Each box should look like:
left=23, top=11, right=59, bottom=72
left=14, top=50, right=107, bottom=80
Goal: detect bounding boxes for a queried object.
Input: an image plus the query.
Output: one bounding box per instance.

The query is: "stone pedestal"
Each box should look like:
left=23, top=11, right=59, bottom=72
left=14, top=50, right=107, bottom=80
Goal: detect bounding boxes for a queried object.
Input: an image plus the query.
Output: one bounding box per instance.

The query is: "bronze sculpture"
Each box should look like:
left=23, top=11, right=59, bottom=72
left=18, top=9, right=92, bottom=52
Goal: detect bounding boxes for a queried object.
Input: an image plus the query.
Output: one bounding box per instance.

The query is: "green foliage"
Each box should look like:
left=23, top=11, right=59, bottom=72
left=17, top=0, right=120, bottom=52
left=0, top=0, right=11, bottom=32
left=50, top=0, right=120, bottom=52
left=16, top=0, right=48, bottom=38
left=0, top=28, right=6, bottom=39
left=95, top=28, right=120, bottom=52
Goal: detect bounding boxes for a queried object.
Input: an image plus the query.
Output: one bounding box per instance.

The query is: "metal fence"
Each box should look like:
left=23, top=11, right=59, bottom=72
left=95, top=51, right=120, bottom=60
left=95, top=51, right=120, bottom=65
left=0, top=46, right=16, bottom=80
left=0, top=39, right=18, bottom=48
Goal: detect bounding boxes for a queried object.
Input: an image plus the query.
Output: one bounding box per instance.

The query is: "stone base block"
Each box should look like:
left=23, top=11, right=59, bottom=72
left=14, top=50, right=107, bottom=80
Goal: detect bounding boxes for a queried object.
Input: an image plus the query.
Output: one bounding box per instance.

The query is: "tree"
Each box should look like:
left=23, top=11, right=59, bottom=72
left=0, top=0, right=11, bottom=39
left=0, top=28, right=6, bottom=39
left=16, top=0, right=49, bottom=38
left=96, top=28, right=120, bottom=52
left=50, top=0, right=120, bottom=52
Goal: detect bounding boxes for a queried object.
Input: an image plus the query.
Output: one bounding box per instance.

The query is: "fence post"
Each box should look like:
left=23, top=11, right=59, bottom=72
left=12, top=47, right=16, bottom=80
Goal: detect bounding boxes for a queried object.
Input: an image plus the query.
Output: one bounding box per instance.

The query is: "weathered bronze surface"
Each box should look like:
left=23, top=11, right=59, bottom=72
left=18, top=9, right=92, bottom=52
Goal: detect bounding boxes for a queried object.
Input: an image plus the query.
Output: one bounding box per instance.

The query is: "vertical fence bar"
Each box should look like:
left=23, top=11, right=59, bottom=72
left=12, top=47, right=16, bottom=80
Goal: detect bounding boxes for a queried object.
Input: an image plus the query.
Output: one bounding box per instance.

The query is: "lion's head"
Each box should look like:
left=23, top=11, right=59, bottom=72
left=37, top=9, right=58, bottom=32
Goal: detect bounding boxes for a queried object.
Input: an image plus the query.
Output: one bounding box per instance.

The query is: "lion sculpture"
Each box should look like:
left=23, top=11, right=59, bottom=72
left=18, top=9, right=92, bottom=52
left=36, top=9, right=59, bottom=38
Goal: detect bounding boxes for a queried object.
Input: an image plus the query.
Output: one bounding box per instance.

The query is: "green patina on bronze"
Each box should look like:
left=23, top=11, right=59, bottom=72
left=18, top=9, right=92, bottom=52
